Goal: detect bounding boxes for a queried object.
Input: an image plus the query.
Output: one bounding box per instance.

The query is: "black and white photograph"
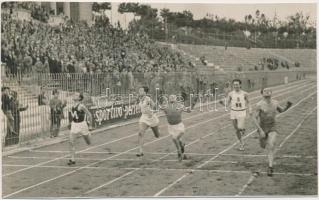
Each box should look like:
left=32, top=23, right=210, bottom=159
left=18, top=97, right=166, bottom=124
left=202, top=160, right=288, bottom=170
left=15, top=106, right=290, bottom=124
left=0, top=0, right=317, bottom=198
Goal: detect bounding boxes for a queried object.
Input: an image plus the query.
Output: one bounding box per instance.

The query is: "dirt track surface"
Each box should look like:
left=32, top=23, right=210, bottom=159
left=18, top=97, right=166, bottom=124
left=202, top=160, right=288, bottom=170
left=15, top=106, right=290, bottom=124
left=2, top=79, right=317, bottom=198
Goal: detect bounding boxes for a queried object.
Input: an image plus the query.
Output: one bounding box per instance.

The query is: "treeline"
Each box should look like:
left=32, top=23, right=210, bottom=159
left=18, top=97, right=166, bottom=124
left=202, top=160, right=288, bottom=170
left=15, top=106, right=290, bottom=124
left=111, top=2, right=315, bottom=48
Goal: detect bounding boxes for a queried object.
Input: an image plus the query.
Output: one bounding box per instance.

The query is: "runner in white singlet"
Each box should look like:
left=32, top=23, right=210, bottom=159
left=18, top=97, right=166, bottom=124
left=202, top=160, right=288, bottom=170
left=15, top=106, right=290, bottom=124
left=136, top=86, right=160, bottom=157
left=227, top=79, right=252, bottom=151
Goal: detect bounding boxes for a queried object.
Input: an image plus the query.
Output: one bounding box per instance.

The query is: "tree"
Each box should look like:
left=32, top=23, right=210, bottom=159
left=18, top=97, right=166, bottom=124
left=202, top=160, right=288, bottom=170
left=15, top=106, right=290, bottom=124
left=160, top=8, right=170, bottom=17
left=287, top=12, right=310, bottom=35
left=92, top=2, right=100, bottom=12
left=118, top=3, right=139, bottom=13
left=92, top=2, right=111, bottom=12
left=100, top=2, right=111, bottom=10
left=118, top=3, right=157, bottom=19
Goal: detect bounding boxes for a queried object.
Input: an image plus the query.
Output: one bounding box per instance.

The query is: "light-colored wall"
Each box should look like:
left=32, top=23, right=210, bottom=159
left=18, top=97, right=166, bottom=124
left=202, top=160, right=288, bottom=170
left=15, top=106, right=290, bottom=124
left=50, top=2, right=57, bottom=15
left=79, top=2, right=93, bottom=22
left=63, top=2, right=70, bottom=19
left=103, top=3, right=139, bottom=30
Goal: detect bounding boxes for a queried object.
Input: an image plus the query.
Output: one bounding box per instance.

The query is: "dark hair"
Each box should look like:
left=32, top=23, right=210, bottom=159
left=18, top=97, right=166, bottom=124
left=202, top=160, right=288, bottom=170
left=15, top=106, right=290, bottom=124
left=232, top=79, right=242, bottom=84
left=11, top=90, right=17, bottom=99
left=52, top=89, right=58, bottom=95
left=261, top=88, right=271, bottom=95
left=1, top=86, right=10, bottom=92
left=79, top=93, right=84, bottom=101
left=142, top=86, right=149, bottom=94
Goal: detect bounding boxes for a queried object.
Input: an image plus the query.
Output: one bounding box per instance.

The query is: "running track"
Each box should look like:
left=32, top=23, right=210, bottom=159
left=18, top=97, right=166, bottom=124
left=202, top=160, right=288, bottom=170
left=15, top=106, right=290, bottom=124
left=2, top=79, right=317, bottom=197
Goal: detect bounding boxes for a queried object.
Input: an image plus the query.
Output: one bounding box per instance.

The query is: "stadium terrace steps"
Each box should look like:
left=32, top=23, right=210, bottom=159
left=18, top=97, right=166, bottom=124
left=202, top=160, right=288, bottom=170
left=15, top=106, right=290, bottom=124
left=270, top=49, right=316, bottom=68
left=176, top=44, right=254, bottom=71
left=175, top=44, right=316, bottom=72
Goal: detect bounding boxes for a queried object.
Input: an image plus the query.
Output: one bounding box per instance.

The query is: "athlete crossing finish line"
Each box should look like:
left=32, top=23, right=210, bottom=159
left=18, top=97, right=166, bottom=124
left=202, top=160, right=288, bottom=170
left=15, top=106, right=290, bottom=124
left=160, top=94, right=191, bottom=161
left=253, top=88, right=292, bottom=176
left=68, top=93, right=93, bottom=165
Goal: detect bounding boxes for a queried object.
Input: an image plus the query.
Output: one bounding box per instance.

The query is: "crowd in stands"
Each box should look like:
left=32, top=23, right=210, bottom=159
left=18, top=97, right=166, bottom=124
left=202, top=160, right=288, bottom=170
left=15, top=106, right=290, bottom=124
left=30, top=4, right=50, bottom=23
left=1, top=7, right=194, bottom=77
left=2, top=2, right=50, bottom=22
left=253, top=57, right=291, bottom=71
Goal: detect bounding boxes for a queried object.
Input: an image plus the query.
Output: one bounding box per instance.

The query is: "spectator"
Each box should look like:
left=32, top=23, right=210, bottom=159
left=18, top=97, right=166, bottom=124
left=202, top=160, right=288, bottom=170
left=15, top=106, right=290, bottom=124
left=49, top=89, right=66, bottom=137
left=43, top=57, right=50, bottom=73
left=127, top=67, right=134, bottom=92
left=38, top=86, right=50, bottom=135
left=1, top=86, right=15, bottom=145
left=22, top=53, right=33, bottom=74
left=1, top=12, right=192, bottom=77
left=38, top=86, right=48, bottom=106
left=34, top=57, right=44, bottom=73
left=9, top=90, right=28, bottom=145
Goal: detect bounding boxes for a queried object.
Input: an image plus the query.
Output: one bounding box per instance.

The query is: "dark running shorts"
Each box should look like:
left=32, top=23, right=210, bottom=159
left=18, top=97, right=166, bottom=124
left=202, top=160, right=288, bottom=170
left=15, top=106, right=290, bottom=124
left=260, top=123, right=277, bottom=138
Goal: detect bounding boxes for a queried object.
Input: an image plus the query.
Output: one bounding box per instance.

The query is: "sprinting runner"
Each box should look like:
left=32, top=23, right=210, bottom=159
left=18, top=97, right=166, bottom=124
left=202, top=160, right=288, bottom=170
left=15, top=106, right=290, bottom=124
left=160, top=94, right=191, bottom=161
left=227, top=79, right=252, bottom=151
left=136, top=86, right=160, bottom=157
left=68, top=93, right=93, bottom=165
left=253, top=88, right=292, bottom=176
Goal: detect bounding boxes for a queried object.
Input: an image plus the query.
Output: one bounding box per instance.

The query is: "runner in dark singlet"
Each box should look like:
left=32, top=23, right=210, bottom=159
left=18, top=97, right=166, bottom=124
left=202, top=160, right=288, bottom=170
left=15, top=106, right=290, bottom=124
left=67, top=93, right=93, bottom=165
left=254, top=88, right=292, bottom=176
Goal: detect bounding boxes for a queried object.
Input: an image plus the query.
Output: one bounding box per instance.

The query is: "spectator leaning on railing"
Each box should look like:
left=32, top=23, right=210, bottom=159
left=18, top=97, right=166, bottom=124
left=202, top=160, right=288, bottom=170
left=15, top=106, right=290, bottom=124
left=1, top=87, right=15, bottom=137
left=49, top=89, right=67, bottom=138
left=9, top=90, right=28, bottom=145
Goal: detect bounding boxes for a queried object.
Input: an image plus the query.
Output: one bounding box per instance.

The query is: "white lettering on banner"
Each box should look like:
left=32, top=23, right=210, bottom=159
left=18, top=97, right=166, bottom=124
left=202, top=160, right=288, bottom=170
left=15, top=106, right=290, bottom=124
left=123, top=104, right=141, bottom=119
left=91, top=96, right=125, bottom=109
left=94, top=104, right=141, bottom=125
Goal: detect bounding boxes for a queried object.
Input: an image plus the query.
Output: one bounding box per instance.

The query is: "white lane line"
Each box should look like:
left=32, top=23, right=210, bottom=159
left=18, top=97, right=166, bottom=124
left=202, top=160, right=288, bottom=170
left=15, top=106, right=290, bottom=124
left=153, top=91, right=317, bottom=197
left=200, top=92, right=317, bottom=170
left=3, top=85, right=316, bottom=198
left=25, top=82, right=317, bottom=161
left=5, top=157, right=315, bottom=164
left=3, top=165, right=315, bottom=177
left=6, top=83, right=316, bottom=179
left=3, top=133, right=137, bottom=177
left=236, top=106, right=317, bottom=196
left=83, top=124, right=232, bottom=194
left=29, top=150, right=316, bottom=159
left=26, top=79, right=310, bottom=156
left=84, top=170, right=137, bottom=194
left=14, top=79, right=302, bottom=149
left=222, top=154, right=316, bottom=158
left=6, top=82, right=299, bottom=177
left=236, top=175, right=256, bottom=197
left=26, top=81, right=313, bottom=159
left=277, top=107, right=317, bottom=151
left=82, top=84, right=316, bottom=194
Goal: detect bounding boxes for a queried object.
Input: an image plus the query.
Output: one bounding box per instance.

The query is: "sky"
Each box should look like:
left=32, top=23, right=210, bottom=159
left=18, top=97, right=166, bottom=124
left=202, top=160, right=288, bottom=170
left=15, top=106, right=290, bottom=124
left=151, top=3, right=316, bottom=22
left=106, top=0, right=317, bottom=25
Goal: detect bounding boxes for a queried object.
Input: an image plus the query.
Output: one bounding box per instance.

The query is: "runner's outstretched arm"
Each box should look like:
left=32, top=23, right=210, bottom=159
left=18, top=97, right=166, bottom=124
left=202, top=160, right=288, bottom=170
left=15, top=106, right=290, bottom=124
left=276, top=101, right=293, bottom=113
